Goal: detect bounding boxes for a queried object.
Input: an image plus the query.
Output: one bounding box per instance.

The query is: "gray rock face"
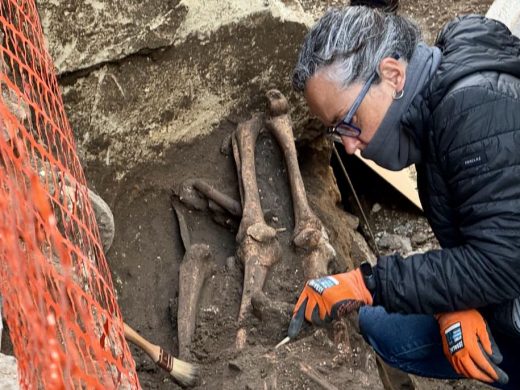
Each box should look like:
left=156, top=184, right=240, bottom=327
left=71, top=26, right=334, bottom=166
left=38, top=0, right=188, bottom=74
left=376, top=232, right=413, bottom=255
left=57, top=6, right=312, bottom=174
left=0, top=353, right=19, bottom=390
left=38, top=0, right=313, bottom=77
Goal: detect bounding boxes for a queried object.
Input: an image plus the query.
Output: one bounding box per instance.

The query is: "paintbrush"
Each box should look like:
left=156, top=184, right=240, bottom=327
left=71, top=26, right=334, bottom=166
left=123, top=322, right=198, bottom=386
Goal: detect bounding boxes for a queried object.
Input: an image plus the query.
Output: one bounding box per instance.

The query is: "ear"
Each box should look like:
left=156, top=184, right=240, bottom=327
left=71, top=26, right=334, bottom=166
left=379, top=57, right=406, bottom=91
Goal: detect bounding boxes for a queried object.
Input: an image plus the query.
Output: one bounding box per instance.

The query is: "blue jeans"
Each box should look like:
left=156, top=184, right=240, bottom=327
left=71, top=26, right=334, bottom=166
left=358, top=306, right=519, bottom=390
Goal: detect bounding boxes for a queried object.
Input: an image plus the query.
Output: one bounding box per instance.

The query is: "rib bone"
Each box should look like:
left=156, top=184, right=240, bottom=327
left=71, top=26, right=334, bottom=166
left=265, top=89, right=335, bottom=279
left=232, top=114, right=281, bottom=349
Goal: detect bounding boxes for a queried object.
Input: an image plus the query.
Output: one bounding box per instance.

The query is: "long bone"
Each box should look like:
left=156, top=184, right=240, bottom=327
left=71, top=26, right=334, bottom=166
left=231, top=114, right=281, bottom=349
left=177, top=243, right=214, bottom=360
left=172, top=200, right=215, bottom=360
left=178, top=178, right=241, bottom=217
left=265, top=89, right=335, bottom=279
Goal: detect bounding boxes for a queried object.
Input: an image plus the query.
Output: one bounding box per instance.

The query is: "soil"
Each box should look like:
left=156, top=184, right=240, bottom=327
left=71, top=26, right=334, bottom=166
left=89, top=113, right=385, bottom=389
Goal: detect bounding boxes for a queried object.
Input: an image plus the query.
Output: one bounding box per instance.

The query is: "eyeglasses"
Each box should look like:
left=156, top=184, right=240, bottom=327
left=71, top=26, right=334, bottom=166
left=327, top=54, right=400, bottom=140
left=327, top=70, right=377, bottom=140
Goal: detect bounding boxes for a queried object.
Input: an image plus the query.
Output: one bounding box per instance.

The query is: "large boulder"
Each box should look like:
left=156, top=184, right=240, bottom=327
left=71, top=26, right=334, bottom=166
left=42, top=1, right=315, bottom=173
left=38, top=0, right=188, bottom=75
left=0, top=353, right=19, bottom=390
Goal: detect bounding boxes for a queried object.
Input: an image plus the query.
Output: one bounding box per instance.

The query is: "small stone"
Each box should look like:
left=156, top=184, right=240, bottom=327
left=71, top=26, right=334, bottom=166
left=377, top=233, right=412, bottom=254
left=371, top=203, right=382, bottom=213
left=411, top=231, right=429, bottom=245
left=228, top=360, right=241, bottom=372
left=226, top=256, right=236, bottom=271
left=317, top=366, right=328, bottom=375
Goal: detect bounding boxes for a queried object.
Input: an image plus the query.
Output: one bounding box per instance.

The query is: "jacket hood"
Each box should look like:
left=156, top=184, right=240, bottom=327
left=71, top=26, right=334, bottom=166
left=429, top=14, right=520, bottom=108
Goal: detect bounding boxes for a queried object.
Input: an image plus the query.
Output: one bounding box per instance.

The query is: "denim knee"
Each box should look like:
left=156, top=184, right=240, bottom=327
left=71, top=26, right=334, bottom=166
left=358, top=306, right=444, bottom=363
left=358, top=306, right=392, bottom=345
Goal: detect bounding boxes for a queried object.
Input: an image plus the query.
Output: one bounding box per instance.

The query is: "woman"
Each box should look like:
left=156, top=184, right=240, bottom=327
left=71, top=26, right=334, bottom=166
left=289, top=2, right=520, bottom=388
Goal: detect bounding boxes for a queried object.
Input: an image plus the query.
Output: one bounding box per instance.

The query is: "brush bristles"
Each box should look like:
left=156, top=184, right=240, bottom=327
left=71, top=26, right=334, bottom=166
left=155, top=348, right=198, bottom=386
left=171, top=357, right=199, bottom=387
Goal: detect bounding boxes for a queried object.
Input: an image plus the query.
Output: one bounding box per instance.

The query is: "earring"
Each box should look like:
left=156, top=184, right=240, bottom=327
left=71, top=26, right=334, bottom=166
left=392, top=89, right=404, bottom=100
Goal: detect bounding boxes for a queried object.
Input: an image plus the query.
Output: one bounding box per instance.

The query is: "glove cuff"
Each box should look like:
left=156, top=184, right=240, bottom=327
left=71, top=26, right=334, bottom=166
left=352, top=268, right=374, bottom=306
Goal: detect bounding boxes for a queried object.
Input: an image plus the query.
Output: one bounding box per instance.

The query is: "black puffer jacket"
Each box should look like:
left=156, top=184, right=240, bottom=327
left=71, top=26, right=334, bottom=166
left=373, top=15, right=520, bottom=334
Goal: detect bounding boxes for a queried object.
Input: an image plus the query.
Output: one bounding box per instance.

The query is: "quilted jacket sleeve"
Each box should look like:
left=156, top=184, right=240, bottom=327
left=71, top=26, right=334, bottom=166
left=373, top=83, right=520, bottom=314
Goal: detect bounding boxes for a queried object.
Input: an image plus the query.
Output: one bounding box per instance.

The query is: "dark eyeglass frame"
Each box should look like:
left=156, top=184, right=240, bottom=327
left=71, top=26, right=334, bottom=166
left=327, top=53, right=400, bottom=140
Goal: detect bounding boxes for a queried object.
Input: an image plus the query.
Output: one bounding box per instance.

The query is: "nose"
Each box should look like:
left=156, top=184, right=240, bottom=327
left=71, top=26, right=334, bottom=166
left=341, top=136, right=361, bottom=155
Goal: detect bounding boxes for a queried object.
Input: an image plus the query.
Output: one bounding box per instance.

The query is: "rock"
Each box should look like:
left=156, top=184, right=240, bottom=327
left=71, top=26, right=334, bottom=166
left=54, top=1, right=313, bottom=174
left=377, top=233, right=413, bottom=254
left=38, top=0, right=189, bottom=74
left=371, top=203, right=382, bottom=213
left=225, top=256, right=236, bottom=271
left=393, top=223, right=412, bottom=236
left=88, top=188, right=115, bottom=253
left=250, top=291, right=292, bottom=324
left=411, top=231, right=429, bottom=246
left=0, top=353, right=19, bottom=390
left=344, top=212, right=359, bottom=230
left=220, top=132, right=233, bottom=156
left=228, top=360, right=242, bottom=372
left=350, top=231, right=377, bottom=266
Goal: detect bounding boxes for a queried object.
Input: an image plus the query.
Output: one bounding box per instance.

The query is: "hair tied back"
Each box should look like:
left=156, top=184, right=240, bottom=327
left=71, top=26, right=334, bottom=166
left=349, top=0, right=399, bottom=14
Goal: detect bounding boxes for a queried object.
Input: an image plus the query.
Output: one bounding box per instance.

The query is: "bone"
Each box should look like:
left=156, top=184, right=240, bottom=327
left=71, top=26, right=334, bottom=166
left=301, top=227, right=336, bottom=280
left=264, top=90, right=321, bottom=248
left=299, top=362, right=339, bottom=390
left=174, top=201, right=216, bottom=360
left=192, top=179, right=242, bottom=217
left=177, top=243, right=214, bottom=360
left=231, top=115, right=271, bottom=243
left=265, top=89, right=335, bottom=279
left=172, top=198, right=191, bottom=251
left=178, top=178, right=241, bottom=217
left=178, top=179, right=207, bottom=211
left=232, top=115, right=282, bottom=349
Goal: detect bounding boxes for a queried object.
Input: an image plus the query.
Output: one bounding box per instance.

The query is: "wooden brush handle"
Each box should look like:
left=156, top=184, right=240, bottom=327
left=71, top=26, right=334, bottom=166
left=123, top=322, right=160, bottom=363
left=124, top=322, right=191, bottom=384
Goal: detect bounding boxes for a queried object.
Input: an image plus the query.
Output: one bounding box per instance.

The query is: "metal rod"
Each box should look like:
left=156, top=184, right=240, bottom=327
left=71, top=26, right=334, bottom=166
left=332, top=143, right=380, bottom=257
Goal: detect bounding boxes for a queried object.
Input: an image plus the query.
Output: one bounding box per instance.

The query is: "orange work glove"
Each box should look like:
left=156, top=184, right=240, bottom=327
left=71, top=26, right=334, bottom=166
left=437, top=309, right=509, bottom=385
left=288, top=269, right=373, bottom=338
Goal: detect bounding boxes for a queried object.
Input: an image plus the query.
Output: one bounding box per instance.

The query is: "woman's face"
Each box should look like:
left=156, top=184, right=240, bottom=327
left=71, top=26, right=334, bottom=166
left=304, top=58, right=406, bottom=155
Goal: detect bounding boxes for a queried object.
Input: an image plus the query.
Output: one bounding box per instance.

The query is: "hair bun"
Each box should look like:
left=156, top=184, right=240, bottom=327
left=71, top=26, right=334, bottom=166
left=349, top=0, right=399, bottom=13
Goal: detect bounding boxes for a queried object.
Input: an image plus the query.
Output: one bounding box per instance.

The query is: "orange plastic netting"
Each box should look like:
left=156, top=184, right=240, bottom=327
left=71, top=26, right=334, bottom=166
left=0, top=1, right=139, bottom=388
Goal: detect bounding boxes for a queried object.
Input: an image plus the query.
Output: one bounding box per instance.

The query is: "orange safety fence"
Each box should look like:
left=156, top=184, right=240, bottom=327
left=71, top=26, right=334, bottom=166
left=0, top=0, right=140, bottom=388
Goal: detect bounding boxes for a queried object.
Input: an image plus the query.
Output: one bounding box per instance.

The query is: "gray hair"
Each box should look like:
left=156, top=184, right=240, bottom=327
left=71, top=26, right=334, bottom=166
left=292, top=6, right=421, bottom=92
